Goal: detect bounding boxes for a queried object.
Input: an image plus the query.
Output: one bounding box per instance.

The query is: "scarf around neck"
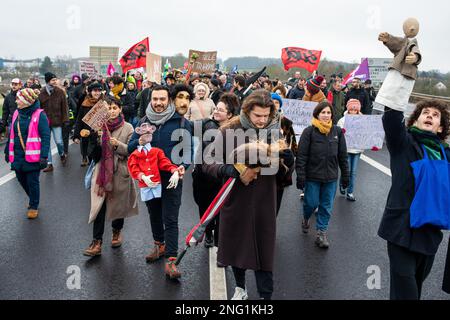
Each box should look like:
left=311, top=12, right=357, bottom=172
left=146, top=103, right=176, bottom=126
left=239, top=110, right=281, bottom=143
left=312, top=118, right=333, bottom=135
left=409, top=126, right=448, bottom=160
left=82, top=96, right=99, bottom=107
left=45, top=84, right=54, bottom=96
left=96, top=114, right=125, bottom=197
left=111, top=83, right=124, bottom=100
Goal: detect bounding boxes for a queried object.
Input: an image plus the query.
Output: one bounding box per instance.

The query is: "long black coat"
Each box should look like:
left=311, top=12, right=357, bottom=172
left=202, top=120, right=293, bottom=271
left=378, top=108, right=449, bottom=256
left=0, top=90, right=18, bottom=132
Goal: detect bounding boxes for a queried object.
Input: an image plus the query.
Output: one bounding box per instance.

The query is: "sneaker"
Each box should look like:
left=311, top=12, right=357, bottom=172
left=231, top=287, right=248, bottom=300
left=60, top=154, right=67, bottom=166
left=145, top=241, right=166, bottom=263
left=43, top=164, right=54, bottom=172
left=346, top=193, right=356, bottom=202
left=81, top=157, right=89, bottom=167
left=165, top=257, right=181, bottom=279
left=111, top=229, right=123, bottom=248
left=27, top=209, right=39, bottom=219
left=315, top=231, right=330, bottom=249
left=204, top=234, right=213, bottom=248
left=83, top=239, right=102, bottom=256
left=339, top=185, right=346, bottom=196
left=301, top=219, right=310, bottom=234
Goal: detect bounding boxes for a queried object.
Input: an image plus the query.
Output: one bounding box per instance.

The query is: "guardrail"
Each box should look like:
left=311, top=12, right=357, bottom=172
left=410, top=92, right=450, bottom=103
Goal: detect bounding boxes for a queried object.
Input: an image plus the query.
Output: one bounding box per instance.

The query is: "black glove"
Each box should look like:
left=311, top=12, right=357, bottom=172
left=279, top=149, right=295, bottom=167
left=296, top=177, right=305, bottom=190
left=219, top=165, right=240, bottom=179
left=39, top=158, right=48, bottom=170
left=341, top=176, right=350, bottom=190
left=5, top=153, right=9, bottom=163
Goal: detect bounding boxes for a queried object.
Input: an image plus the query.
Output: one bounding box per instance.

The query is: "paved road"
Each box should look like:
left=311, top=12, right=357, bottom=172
left=0, top=144, right=449, bottom=300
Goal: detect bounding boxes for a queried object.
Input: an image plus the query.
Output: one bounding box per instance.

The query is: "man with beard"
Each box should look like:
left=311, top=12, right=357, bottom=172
left=128, top=85, right=193, bottom=280
left=345, top=77, right=370, bottom=115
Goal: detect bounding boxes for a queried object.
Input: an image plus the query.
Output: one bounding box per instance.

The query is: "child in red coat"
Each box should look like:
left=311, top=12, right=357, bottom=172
left=128, top=123, right=184, bottom=201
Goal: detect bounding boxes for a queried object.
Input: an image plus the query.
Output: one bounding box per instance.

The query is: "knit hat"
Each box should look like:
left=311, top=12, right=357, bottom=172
left=127, top=75, right=136, bottom=85
left=81, top=73, right=89, bottom=82
left=87, top=82, right=103, bottom=92
left=72, top=74, right=81, bottom=82
left=306, top=76, right=324, bottom=95
left=16, top=88, right=39, bottom=107
left=45, top=72, right=57, bottom=83
left=194, top=82, right=210, bottom=97
left=271, top=93, right=283, bottom=108
left=346, top=99, right=362, bottom=112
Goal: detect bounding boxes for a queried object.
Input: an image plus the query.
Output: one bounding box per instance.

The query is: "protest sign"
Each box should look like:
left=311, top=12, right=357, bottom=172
left=82, top=100, right=110, bottom=132
left=79, top=61, right=99, bottom=77
left=344, top=115, right=385, bottom=150
left=281, top=99, right=318, bottom=140
left=146, top=53, right=162, bottom=84
left=188, top=50, right=217, bottom=74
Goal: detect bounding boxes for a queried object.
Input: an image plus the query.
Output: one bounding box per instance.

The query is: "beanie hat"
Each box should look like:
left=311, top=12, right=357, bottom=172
left=45, top=72, right=57, bottom=83
left=87, top=82, right=103, bottom=93
left=271, top=93, right=283, bottom=108
left=127, top=75, right=136, bottom=85
left=16, top=88, right=39, bottom=107
left=81, top=73, right=89, bottom=82
left=306, top=76, right=324, bottom=95
left=346, top=99, right=362, bottom=112
left=194, top=82, right=210, bottom=98
left=72, top=74, right=81, bottom=82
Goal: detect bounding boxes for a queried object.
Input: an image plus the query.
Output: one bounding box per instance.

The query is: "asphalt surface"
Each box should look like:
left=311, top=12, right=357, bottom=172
left=0, top=143, right=449, bottom=300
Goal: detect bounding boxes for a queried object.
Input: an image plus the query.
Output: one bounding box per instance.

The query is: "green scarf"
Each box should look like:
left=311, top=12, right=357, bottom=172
left=409, top=126, right=448, bottom=160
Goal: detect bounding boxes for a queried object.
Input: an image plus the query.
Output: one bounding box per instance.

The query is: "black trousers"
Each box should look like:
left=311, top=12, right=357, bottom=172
left=93, top=202, right=124, bottom=240
left=276, top=188, right=284, bottom=217
left=62, top=123, right=73, bottom=154
left=232, top=267, right=273, bottom=300
left=15, top=169, right=40, bottom=210
left=80, top=137, right=90, bottom=158
left=443, top=236, right=450, bottom=294
left=387, top=242, right=435, bottom=300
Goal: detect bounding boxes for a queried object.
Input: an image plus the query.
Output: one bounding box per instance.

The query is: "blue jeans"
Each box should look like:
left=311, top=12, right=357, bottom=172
left=15, top=169, right=40, bottom=210
left=47, top=126, right=64, bottom=164
left=303, top=180, right=337, bottom=231
left=340, top=153, right=361, bottom=194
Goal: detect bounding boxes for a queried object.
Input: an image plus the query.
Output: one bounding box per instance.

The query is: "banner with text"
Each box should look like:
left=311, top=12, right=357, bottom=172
left=82, top=100, right=110, bottom=132
left=344, top=115, right=385, bottom=150
left=188, top=50, right=217, bottom=74
left=79, top=61, right=99, bottom=77
left=281, top=99, right=318, bottom=140
left=146, top=53, right=162, bottom=84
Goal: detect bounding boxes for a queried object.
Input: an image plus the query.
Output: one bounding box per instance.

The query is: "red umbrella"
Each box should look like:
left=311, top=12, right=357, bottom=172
left=175, top=178, right=236, bottom=265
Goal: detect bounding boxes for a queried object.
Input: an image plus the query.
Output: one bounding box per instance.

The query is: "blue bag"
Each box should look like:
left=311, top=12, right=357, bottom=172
left=410, top=144, right=450, bottom=230
left=84, top=161, right=96, bottom=190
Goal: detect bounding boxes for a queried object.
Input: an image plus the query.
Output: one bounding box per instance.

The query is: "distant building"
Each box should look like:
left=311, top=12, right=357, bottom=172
left=435, top=82, right=447, bottom=91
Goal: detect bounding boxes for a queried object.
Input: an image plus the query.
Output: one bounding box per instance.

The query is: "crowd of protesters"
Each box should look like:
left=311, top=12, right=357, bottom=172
left=1, top=64, right=449, bottom=300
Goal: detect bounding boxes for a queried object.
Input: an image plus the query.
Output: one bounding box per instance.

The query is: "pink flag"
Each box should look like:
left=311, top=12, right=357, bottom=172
left=107, top=62, right=116, bottom=76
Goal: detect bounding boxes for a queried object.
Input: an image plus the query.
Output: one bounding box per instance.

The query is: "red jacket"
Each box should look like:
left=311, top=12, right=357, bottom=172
left=128, top=147, right=178, bottom=188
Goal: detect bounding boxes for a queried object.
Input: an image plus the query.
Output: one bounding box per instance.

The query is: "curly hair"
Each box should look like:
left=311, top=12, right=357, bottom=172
left=407, top=100, right=450, bottom=141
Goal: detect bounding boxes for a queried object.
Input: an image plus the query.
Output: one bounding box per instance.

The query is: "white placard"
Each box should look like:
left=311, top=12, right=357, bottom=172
left=344, top=115, right=385, bottom=150
left=281, top=99, right=318, bottom=139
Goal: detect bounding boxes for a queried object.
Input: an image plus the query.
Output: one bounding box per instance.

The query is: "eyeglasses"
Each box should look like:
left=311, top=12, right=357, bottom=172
left=214, top=107, right=228, bottom=113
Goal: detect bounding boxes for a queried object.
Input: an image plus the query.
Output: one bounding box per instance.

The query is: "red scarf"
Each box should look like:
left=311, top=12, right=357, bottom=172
left=96, top=115, right=124, bottom=197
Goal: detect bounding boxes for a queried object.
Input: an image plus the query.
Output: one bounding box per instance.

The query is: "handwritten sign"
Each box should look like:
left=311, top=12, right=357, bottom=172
left=344, top=115, right=385, bottom=150
left=281, top=99, right=318, bottom=139
left=146, top=53, right=162, bottom=84
left=82, top=100, right=110, bottom=132
left=79, top=61, right=99, bottom=77
left=188, top=50, right=217, bottom=74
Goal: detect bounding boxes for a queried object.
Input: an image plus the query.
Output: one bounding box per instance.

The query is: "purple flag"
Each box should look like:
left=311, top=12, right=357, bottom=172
left=342, top=58, right=370, bottom=85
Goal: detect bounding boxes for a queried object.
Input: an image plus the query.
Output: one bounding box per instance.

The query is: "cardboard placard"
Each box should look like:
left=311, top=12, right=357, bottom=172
left=82, top=100, right=110, bottom=132
left=344, top=115, right=385, bottom=150
left=146, top=53, right=162, bottom=84
left=79, top=61, right=99, bottom=77
left=281, top=99, right=318, bottom=139
left=188, top=50, right=217, bottom=74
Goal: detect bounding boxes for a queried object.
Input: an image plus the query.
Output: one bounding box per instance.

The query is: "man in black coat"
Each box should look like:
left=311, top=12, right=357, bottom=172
left=345, top=77, right=370, bottom=114
left=364, top=79, right=377, bottom=115
left=287, top=78, right=306, bottom=100
left=0, top=78, right=23, bottom=134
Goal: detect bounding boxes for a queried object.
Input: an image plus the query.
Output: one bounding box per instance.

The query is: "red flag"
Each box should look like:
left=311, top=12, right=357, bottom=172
left=119, top=37, right=149, bottom=74
left=281, top=47, right=322, bottom=72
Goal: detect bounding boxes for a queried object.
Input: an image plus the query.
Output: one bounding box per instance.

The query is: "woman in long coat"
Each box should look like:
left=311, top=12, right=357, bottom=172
left=83, top=96, right=138, bottom=256
left=202, top=90, right=294, bottom=300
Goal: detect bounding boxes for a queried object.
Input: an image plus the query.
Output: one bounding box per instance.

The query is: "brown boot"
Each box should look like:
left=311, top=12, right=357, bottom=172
left=145, top=241, right=165, bottom=263
left=83, top=240, right=102, bottom=257
left=111, top=229, right=123, bottom=248
left=165, top=257, right=181, bottom=279
left=43, top=164, right=54, bottom=172
left=27, top=209, right=38, bottom=219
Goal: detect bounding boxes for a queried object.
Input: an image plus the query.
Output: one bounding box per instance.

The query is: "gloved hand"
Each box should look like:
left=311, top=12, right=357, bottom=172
left=279, top=149, right=295, bottom=167
left=141, top=175, right=160, bottom=188
left=219, top=165, right=240, bottom=179
left=341, top=176, right=350, bottom=190
left=296, top=177, right=305, bottom=190
left=167, top=171, right=180, bottom=189
left=39, top=158, right=48, bottom=170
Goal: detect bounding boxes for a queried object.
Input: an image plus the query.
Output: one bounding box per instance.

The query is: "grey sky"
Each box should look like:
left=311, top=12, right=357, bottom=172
left=1, top=0, right=449, bottom=72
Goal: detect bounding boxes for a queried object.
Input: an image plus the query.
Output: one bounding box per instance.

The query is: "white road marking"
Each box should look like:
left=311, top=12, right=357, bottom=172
left=361, top=154, right=392, bottom=177
left=209, top=246, right=227, bottom=300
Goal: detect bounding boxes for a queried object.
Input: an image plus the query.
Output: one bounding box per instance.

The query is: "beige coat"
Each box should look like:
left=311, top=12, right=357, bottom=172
left=88, top=122, right=139, bottom=224
left=186, top=98, right=215, bottom=121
